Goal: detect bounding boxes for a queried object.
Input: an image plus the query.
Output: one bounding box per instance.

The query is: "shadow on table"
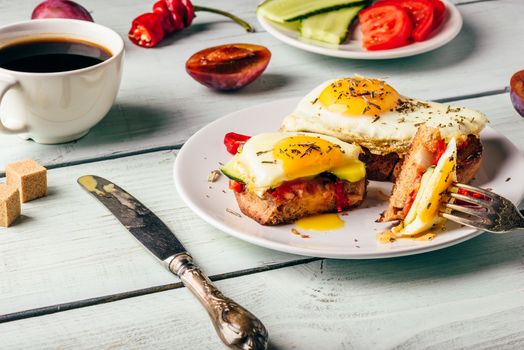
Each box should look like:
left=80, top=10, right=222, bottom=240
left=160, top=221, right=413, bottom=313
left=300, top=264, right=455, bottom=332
left=325, top=231, right=524, bottom=285
left=156, top=22, right=218, bottom=48
left=77, top=102, right=181, bottom=147
left=208, top=73, right=294, bottom=96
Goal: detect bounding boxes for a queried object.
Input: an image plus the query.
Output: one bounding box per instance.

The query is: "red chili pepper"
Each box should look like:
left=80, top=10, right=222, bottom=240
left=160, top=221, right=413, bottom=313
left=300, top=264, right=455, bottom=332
left=128, top=12, right=166, bottom=48
left=224, top=132, right=251, bottom=155
left=229, top=179, right=244, bottom=193
left=433, top=138, right=446, bottom=165
left=180, top=0, right=195, bottom=26
left=129, top=0, right=253, bottom=48
left=152, top=1, right=178, bottom=33
left=334, top=180, right=349, bottom=213
left=163, top=0, right=188, bottom=31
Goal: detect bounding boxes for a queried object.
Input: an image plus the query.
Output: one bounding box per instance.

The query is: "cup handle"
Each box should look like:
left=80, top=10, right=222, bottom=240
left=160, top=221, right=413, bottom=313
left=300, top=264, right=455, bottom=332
left=0, top=73, right=26, bottom=134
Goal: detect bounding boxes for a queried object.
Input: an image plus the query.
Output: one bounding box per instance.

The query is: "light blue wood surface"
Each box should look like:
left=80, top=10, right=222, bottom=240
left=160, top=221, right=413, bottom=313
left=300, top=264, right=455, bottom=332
left=0, top=0, right=523, bottom=349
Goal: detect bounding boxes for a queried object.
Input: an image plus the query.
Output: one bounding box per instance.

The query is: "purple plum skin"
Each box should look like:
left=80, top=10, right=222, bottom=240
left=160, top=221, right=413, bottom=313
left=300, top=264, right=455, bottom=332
left=510, top=70, right=524, bottom=118
left=31, top=0, right=93, bottom=22
left=510, top=91, right=524, bottom=118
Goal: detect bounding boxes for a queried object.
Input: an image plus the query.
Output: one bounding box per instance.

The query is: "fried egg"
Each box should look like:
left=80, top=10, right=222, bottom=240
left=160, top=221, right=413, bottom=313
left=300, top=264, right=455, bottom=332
left=221, top=132, right=365, bottom=196
left=393, top=138, right=457, bottom=237
left=281, top=77, right=488, bottom=155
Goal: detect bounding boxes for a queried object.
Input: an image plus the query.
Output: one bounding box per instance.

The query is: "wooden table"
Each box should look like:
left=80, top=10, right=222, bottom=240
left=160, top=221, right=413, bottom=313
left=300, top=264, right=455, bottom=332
left=1, top=0, right=524, bottom=348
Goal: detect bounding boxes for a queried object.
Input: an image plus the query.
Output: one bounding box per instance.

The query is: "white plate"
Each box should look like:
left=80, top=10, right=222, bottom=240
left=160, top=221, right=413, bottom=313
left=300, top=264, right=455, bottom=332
left=257, top=0, right=463, bottom=59
left=174, top=98, right=524, bottom=259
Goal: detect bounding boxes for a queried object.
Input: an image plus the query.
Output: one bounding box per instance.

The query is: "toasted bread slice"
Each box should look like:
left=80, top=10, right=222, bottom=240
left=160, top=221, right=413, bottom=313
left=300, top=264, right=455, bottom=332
left=235, top=175, right=366, bottom=225
left=360, top=133, right=482, bottom=182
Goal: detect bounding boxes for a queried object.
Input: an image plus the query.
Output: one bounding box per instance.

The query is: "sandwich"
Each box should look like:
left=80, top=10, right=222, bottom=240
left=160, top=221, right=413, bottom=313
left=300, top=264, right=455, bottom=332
left=280, top=77, right=487, bottom=181
left=381, top=125, right=469, bottom=222
left=221, top=132, right=367, bottom=225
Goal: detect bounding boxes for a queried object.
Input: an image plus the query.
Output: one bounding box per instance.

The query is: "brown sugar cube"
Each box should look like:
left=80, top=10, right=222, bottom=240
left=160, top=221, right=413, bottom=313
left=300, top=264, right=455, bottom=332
left=6, top=159, right=47, bottom=203
left=0, top=184, right=21, bottom=227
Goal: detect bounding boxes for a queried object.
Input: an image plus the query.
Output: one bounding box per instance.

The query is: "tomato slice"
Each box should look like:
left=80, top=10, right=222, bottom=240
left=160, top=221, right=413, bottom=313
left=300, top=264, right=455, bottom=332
left=359, top=3, right=413, bottom=51
left=386, top=0, right=434, bottom=41
left=427, top=0, right=445, bottom=29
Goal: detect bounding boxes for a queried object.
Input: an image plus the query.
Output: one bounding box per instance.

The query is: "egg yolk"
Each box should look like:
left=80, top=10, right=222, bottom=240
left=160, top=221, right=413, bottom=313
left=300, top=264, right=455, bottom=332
left=273, top=136, right=347, bottom=179
left=295, top=213, right=344, bottom=231
left=318, top=77, right=400, bottom=116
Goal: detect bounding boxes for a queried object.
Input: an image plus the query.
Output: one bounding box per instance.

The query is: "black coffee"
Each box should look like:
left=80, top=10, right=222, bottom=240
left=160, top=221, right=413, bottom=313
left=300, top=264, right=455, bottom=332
left=0, top=38, right=112, bottom=73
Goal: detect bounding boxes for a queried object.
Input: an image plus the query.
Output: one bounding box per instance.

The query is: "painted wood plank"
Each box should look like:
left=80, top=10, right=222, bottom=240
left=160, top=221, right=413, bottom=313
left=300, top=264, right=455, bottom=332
left=0, top=0, right=520, bottom=170
left=0, top=149, right=302, bottom=316
left=2, top=230, right=524, bottom=349
left=0, top=91, right=522, bottom=318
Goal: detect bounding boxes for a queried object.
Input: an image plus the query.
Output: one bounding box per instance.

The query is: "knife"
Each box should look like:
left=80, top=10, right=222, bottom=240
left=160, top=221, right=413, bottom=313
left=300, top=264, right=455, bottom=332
left=78, top=175, right=268, bottom=350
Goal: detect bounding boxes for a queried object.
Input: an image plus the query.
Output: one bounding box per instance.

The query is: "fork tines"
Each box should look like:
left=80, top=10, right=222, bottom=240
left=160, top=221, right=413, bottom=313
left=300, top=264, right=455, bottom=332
left=440, top=183, right=495, bottom=230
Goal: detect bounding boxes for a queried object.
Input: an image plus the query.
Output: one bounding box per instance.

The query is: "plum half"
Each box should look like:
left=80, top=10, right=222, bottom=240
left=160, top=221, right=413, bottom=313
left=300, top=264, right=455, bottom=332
left=186, top=44, right=271, bottom=91
left=510, top=70, right=524, bottom=117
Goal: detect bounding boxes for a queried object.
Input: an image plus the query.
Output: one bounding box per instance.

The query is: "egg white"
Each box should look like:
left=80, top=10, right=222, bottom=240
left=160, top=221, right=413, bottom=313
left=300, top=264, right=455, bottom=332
left=226, top=132, right=362, bottom=195
left=281, top=79, right=488, bottom=154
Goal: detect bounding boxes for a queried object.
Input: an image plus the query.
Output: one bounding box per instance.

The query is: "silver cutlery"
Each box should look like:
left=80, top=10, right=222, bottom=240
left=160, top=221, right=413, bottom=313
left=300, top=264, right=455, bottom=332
left=441, top=183, right=524, bottom=233
left=78, top=175, right=268, bottom=350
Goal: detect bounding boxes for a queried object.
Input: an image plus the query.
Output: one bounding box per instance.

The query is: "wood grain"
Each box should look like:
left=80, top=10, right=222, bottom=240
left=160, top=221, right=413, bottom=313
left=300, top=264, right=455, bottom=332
left=0, top=0, right=523, bottom=348
left=0, top=149, right=303, bottom=316
left=2, top=231, right=524, bottom=349
left=0, top=0, right=520, bottom=171
left=0, top=91, right=521, bottom=319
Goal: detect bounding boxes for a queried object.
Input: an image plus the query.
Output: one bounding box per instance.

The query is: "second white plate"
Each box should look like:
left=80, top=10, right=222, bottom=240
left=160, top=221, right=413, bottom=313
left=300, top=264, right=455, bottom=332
left=257, top=0, right=463, bottom=59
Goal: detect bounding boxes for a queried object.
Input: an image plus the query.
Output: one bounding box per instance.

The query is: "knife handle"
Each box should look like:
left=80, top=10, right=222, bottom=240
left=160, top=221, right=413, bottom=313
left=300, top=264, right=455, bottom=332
left=168, top=253, right=268, bottom=350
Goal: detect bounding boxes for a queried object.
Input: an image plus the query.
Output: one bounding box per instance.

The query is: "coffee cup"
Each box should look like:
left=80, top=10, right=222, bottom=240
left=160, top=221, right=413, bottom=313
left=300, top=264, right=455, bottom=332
left=0, top=19, right=124, bottom=144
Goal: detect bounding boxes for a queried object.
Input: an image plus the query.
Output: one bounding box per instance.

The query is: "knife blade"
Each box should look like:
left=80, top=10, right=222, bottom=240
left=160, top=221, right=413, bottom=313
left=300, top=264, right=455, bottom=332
left=78, top=175, right=268, bottom=350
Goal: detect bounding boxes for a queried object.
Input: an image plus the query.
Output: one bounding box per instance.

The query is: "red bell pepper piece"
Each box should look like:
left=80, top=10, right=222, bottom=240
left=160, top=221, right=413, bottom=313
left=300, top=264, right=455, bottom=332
left=229, top=180, right=244, bottom=193
left=224, top=132, right=251, bottom=155
left=128, top=12, right=166, bottom=48
left=433, top=138, right=446, bottom=165
left=404, top=188, right=419, bottom=214
left=457, top=188, right=489, bottom=201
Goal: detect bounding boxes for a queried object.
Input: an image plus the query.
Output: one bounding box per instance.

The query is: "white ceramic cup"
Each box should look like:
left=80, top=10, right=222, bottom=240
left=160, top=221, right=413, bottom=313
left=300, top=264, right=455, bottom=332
left=0, top=19, right=124, bottom=144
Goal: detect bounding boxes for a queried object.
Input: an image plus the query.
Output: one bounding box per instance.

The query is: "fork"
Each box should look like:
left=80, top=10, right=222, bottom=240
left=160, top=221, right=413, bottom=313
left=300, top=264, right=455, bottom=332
left=440, top=183, right=524, bottom=233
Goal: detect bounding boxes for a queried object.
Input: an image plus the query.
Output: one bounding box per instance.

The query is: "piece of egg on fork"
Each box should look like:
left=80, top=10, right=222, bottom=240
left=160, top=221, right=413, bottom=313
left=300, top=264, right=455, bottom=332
left=394, top=138, right=458, bottom=237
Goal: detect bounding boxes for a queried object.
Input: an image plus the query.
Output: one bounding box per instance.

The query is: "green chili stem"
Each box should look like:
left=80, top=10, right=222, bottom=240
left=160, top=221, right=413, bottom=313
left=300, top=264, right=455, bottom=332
left=194, top=5, right=255, bottom=33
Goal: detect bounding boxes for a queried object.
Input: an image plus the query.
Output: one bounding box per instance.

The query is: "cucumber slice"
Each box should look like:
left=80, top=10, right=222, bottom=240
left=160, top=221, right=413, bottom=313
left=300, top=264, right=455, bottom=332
left=220, top=158, right=245, bottom=183
left=257, top=0, right=367, bottom=23
left=300, top=5, right=364, bottom=44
